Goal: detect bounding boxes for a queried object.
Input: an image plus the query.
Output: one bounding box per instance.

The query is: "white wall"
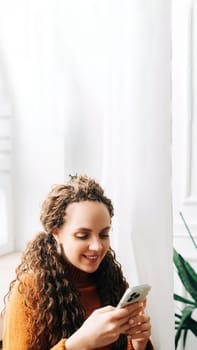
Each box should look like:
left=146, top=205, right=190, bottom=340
left=172, top=1, right=197, bottom=349
left=0, top=70, right=14, bottom=255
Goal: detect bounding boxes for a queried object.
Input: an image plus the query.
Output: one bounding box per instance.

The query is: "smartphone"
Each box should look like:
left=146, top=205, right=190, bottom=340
left=116, top=284, right=151, bottom=308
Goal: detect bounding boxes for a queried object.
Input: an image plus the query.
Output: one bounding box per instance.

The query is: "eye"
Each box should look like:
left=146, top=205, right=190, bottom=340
left=75, top=233, right=89, bottom=240
left=100, top=232, right=110, bottom=239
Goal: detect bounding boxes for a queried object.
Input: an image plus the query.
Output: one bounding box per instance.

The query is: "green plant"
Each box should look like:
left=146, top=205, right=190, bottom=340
left=173, top=212, right=197, bottom=349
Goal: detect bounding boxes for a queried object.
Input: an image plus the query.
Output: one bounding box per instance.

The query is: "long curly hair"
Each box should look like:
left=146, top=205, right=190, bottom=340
left=5, top=175, right=129, bottom=350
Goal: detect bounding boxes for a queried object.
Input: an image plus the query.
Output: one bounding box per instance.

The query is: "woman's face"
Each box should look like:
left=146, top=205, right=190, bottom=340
left=55, top=200, right=111, bottom=273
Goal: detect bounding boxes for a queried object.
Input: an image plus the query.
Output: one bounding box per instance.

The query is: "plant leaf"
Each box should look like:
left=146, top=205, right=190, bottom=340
left=179, top=212, right=197, bottom=250
left=186, top=317, right=197, bottom=336
left=173, top=248, right=197, bottom=302
left=174, top=293, right=196, bottom=305
left=183, top=328, right=188, bottom=349
left=174, top=214, right=197, bottom=348
left=175, top=325, right=182, bottom=349
left=175, top=306, right=194, bottom=349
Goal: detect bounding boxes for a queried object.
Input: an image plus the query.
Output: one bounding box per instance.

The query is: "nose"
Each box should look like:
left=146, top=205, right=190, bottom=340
left=89, top=238, right=103, bottom=251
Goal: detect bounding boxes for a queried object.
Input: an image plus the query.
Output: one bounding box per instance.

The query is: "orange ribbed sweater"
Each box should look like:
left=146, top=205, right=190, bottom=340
left=2, top=269, right=153, bottom=350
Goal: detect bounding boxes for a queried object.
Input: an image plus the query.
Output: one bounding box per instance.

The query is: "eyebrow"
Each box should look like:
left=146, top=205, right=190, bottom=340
left=75, top=226, right=111, bottom=233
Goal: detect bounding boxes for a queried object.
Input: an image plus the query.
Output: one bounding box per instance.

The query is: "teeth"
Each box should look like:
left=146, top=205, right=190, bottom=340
left=85, top=256, right=98, bottom=259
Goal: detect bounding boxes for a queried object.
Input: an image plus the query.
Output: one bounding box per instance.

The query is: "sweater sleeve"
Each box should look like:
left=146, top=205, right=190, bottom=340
left=2, top=283, right=66, bottom=350
left=50, top=339, right=66, bottom=350
left=3, top=283, right=29, bottom=349
left=145, top=340, right=154, bottom=350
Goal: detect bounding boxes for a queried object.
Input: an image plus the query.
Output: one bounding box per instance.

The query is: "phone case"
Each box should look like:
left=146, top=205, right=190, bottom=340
left=116, top=284, right=151, bottom=308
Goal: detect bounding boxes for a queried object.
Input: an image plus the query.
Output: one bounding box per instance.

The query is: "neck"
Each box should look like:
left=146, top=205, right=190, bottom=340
left=67, top=263, right=95, bottom=288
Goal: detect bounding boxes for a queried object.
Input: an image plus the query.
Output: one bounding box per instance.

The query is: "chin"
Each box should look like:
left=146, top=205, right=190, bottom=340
left=81, top=265, right=99, bottom=273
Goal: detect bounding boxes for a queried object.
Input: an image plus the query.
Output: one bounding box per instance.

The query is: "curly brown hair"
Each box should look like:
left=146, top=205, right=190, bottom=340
left=5, top=175, right=129, bottom=350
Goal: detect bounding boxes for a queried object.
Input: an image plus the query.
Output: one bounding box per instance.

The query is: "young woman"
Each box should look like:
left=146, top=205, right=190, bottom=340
left=3, top=175, right=154, bottom=350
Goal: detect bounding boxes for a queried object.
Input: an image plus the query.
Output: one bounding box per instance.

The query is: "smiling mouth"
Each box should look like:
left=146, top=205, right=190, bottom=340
left=83, top=255, right=99, bottom=261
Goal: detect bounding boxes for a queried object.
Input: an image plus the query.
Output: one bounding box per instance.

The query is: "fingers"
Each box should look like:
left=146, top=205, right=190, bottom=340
left=96, top=301, right=145, bottom=317
left=126, top=314, right=151, bottom=340
left=99, top=302, right=143, bottom=320
left=91, top=303, right=145, bottom=338
left=90, top=302, right=150, bottom=339
left=117, top=302, right=144, bottom=318
left=112, top=304, right=147, bottom=334
left=129, top=315, right=151, bottom=332
left=142, top=298, right=147, bottom=308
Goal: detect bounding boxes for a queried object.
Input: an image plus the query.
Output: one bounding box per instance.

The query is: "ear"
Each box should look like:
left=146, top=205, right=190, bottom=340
left=52, top=228, right=61, bottom=244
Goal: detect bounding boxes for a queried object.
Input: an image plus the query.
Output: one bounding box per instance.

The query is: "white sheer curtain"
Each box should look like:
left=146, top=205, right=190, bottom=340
left=0, top=67, right=13, bottom=255
left=0, top=1, right=174, bottom=348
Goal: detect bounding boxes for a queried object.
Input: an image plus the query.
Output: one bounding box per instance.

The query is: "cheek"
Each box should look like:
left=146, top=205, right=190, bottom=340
left=62, top=239, right=86, bottom=253
left=104, top=240, right=110, bottom=252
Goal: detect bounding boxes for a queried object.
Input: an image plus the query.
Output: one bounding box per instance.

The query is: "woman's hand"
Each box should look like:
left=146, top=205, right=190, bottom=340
left=66, top=302, right=144, bottom=350
left=126, top=299, right=152, bottom=350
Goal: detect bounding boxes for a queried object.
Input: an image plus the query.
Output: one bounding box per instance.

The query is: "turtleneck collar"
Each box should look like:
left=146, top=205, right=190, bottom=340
left=67, top=263, right=96, bottom=288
